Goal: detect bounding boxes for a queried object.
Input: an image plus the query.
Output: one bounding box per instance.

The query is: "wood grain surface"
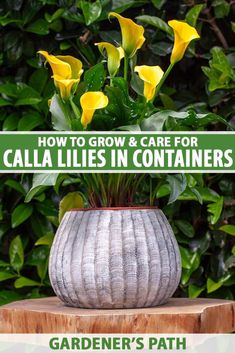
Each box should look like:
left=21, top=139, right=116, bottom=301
left=0, top=297, right=234, bottom=333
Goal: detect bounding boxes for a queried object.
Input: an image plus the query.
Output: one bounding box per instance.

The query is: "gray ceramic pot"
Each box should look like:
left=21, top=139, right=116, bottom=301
left=49, top=207, right=181, bottom=308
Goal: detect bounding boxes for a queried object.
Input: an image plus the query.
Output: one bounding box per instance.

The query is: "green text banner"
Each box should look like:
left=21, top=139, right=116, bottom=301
left=0, top=132, right=234, bottom=172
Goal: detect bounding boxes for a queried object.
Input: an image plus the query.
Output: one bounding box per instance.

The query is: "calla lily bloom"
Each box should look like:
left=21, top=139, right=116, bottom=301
left=134, top=65, right=164, bottom=102
left=168, top=20, right=200, bottom=64
left=80, top=92, right=109, bottom=128
left=38, top=50, right=83, bottom=99
left=95, top=42, right=124, bottom=77
left=53, top=75, right=80, bottom=100
left=109, top=12, right=145, bottom=58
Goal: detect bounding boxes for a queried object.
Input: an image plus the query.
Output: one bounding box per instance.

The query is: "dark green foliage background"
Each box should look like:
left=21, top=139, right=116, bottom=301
left=0, top=0, right=235, bottom=304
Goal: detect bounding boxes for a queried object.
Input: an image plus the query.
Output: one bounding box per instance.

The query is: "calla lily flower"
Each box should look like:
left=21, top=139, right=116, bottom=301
left=53, top=75, right=80, bottom=100
left=134, top=65, right=164, bottom=102
left=168, top=20, right=200, bottom=64
left=80, top=92, right=109, bottom=128
left=95, top=42, right=124, bottom=77
left=38, top=50, right=83, bottom=99
left=109, top=12, right=145, bottom=58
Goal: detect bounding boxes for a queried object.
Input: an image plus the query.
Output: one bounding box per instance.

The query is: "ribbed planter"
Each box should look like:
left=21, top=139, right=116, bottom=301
left=49, top=207, right=181, bottom=309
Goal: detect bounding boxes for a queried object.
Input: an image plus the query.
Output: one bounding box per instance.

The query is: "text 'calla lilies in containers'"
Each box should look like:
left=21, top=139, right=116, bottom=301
left=38, top=13, right=200, bottom=130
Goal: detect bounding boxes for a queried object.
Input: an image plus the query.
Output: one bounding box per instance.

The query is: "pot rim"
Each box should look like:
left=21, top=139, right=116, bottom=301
left=69, top=206, right=158, bottom=211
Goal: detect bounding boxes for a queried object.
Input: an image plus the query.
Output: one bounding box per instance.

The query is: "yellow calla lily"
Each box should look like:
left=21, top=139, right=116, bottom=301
left=109, top=12, right=145, bottom=58
left=95, top=42, right=124, bottom=77
left=80, top=92, right=109, bottom=128
left=134, top=65, right=164, bottom=102
left=53, top=75, right=80, bottom=100
left=168, top=20, right=200, bottom=64
left=56, top=55, right=83, bottom=79
left=38, top=50, right=83, bottom=99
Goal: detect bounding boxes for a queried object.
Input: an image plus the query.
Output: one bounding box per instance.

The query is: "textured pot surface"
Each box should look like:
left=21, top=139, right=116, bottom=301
left=49, top=208, right=181, bottom=309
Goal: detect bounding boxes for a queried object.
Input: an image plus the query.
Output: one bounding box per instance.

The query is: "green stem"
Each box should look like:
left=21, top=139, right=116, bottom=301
left=110, top=76, right=114, bottom=87
left=96, top=174, right=108, bottom=206
left=149, top=178, right=153, bottom=206
left=152, top=63, right=175, bottom=103
left=137, top=106, right=147, bottom=125
left=69, top=97, right=81, bottom=120
left=124, top=55, right=129, bottom=81
left=60, top=98, right=72, bottom=129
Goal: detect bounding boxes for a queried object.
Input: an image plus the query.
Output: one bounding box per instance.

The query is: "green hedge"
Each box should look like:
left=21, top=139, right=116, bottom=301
left=0, top=0, right=235, bottom=304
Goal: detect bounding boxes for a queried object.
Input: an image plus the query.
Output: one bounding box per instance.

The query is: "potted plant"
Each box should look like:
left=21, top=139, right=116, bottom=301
left=37, top=12, right=201, bottom=308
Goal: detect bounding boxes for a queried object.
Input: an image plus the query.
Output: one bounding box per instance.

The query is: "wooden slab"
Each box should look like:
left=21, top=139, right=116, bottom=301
left=0, top=297, right=234, bottom=333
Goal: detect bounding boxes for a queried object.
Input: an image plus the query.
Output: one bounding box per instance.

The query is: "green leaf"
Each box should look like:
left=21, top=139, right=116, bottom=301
left=149, top=42, right=173, bottom=56
left=212, top=0, right=230, bottom=18
left=130, top=73, right=144, bottom=96
left=190, top=187, right=203, bottom=204
left=179, top=246, right=200, bottom=270
left=219, top=225, right=235, bottom=236
left=25, top=173, right=59, bottom=202
left=156, top=183, right=170, bottom=198
left=0, top=224, right=9, bottom=241
left=202, top=47, right=235, bottom=92
left=9, top=235, right=24, bottom=272
left=212, top=47, right=235, bottom=78
left=207, top=196, right=223, bottom=224
left=0, top=271, right=16, bottom=282
left=14, top=277, right=41, bottom=288
left=2, top=113, right=19, bottom=131
left=27, top=247, right=49, bottom=266
left=160, top=93, right=176, bottom=110
left=118, top=125, right=141, bottom=131
left=0, top=13, right=22, bottom=26
left=11, top=204, right=33, bottom=228
left=59, top=192, right=84, bottom=222
left=0, top=83, right=18, bottom=97
left=26, top=19, right=49, bottom=35
left=45, top=8, right=65, bottom=23
left=166, top=174, right=187, bottom=204
left=35, top=233, right=54, bottom=246
left=84, top=63, right=105, bottom=91
left=50, top=94, right=70, bottom=131
left=28, top=68, right=48, bottom=94
left=207, top=277, right=223, bottom=293
left=80, top=0, right=102, bottom=25
left=231, top=22, right=235, bottom=33
left=18, top=111, right=43, bottom=131
left=0, top=290, right=22, bottom=305
left=141, top=111, right=168, bottom=131
left=0, top=260, right=10, bottom=267
left=105, top=86, right=130, bottom=124
left=151, top=0, right=166, bottom=10
left=15, top=85, right=42, bottom=106
left=37, top=257, right=49, bottom=282
left=185, top=4, right=205, bottom=27
left=175, top=220, right=195, bottom=238
left=178, top=187, right=220, bottom=203
left=188, top=284, right=205, bottom=298
left=0, top=98, right=12, bottom=107
left=232, top=245, right=235, bottom=256
left=225, top=256, right=235, bottom=270
left=36, top=200, right=58, bottom=217
left=136, top=15, right=172, bottom=35
left=5, top=179, right=26, bottom=194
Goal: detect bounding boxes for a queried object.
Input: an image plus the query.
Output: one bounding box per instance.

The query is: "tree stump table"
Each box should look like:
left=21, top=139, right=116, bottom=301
left=0, top=297, right=234, bottom=333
